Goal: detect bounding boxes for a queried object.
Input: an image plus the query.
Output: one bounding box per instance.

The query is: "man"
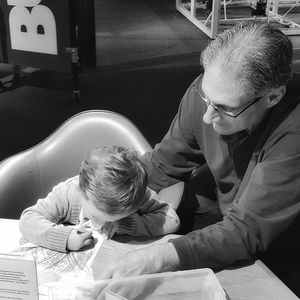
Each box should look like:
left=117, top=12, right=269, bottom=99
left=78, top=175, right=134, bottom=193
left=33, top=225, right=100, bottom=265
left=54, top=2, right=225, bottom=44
left=99, top=21, right=300, bottom=282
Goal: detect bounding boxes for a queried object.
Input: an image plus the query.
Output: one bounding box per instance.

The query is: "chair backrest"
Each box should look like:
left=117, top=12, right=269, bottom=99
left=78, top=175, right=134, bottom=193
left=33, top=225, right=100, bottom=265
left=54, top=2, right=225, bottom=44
left=0, top=110, right=153, bottom=218
left=0, top=110, right=185, bottom=219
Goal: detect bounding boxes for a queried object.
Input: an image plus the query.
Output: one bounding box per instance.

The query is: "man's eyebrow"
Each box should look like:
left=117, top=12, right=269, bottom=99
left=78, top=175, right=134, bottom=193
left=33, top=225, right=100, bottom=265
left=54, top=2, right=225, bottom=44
left=202, top=92, right=239, bottom=110
left=200, top=76, right=242, bottom=110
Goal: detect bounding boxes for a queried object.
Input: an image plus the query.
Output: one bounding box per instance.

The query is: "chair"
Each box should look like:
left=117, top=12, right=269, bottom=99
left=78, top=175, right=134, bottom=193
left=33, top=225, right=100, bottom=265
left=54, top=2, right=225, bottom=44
left=0, top=110, right=184, bottom=219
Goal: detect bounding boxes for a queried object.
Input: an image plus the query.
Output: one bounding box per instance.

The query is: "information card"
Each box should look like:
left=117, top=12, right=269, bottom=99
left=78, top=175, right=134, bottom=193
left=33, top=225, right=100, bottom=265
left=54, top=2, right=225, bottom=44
left=0, top=253, right=38, bottom=300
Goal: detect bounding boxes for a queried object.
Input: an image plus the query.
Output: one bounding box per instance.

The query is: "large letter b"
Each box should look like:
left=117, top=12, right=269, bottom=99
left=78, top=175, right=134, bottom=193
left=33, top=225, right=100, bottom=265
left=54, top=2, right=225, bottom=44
left=9, top=5, right=58, bottom=55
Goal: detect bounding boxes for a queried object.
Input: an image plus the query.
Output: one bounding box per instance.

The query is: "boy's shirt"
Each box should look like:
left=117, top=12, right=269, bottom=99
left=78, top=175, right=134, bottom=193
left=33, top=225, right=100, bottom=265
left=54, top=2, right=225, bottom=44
left=19, top=176, right=180, bottom=252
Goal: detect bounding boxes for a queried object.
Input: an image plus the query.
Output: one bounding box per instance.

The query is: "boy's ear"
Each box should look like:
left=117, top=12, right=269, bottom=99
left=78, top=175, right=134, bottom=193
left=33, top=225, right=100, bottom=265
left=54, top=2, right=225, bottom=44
left=266, top=85, right=286, bottom=108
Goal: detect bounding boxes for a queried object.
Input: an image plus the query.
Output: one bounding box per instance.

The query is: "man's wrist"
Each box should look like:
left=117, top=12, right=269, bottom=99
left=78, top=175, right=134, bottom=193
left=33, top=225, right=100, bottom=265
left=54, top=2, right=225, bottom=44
left=151, top=242, right=180, bottom=273
left=165, top=242, right=180, bottom=271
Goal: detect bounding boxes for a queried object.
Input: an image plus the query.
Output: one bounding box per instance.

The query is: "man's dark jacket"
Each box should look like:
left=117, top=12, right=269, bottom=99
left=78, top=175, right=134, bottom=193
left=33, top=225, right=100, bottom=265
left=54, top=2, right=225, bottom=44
left=142, top=73, right=300, bottom=270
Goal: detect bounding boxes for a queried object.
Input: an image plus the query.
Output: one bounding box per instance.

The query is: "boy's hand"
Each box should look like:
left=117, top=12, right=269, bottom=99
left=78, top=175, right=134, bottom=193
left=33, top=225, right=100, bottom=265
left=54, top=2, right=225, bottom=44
left=66, top=228, right=93, bottom=251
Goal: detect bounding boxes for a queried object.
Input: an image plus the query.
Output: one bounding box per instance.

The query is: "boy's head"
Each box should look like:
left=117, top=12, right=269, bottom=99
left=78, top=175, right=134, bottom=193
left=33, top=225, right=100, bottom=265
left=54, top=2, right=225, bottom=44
left=78, top=146, right=148, bottom=227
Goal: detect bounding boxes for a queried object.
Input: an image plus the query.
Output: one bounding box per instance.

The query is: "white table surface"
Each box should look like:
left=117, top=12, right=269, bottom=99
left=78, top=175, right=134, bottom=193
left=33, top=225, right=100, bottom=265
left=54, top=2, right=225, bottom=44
left=0, top=218, right=298, bottom=300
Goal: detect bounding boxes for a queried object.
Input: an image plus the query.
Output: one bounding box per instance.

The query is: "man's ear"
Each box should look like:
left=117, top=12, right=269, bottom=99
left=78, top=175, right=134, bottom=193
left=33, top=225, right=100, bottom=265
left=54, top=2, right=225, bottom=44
left=266, top=85, right=286, bottom=108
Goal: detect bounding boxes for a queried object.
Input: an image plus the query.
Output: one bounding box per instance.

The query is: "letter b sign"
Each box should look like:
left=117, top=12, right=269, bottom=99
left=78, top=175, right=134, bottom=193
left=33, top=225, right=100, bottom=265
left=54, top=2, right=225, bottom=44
left=8, top=0, right=58, bottom=55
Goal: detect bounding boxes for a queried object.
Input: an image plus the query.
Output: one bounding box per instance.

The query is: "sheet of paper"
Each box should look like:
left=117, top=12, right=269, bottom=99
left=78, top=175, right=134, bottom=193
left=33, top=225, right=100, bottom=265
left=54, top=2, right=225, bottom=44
left=11, top=229, right=105, bottom=298
left=86, top=230, right=105, bottom=268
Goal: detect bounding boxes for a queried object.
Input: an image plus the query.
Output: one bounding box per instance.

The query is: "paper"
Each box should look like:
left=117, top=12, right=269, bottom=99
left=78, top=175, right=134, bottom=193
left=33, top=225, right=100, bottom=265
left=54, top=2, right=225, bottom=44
left=11, top=230, right=104, bottom=298
left=0, top=253, right=39, bottom=300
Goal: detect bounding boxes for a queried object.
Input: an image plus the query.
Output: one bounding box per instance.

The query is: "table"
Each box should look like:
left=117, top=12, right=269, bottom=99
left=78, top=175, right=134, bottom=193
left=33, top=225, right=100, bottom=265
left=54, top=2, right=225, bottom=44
left=0, top=219, right=298, bottom=300
left=217, top=261, right=299, bottom=299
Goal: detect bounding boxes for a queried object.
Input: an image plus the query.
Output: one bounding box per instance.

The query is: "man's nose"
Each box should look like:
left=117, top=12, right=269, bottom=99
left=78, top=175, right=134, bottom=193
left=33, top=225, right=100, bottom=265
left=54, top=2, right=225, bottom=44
left=202, top=105, right=221, bottom=124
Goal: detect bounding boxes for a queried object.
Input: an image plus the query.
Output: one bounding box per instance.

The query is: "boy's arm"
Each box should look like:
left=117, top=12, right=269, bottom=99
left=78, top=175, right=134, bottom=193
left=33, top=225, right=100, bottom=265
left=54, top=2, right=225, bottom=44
left=19, top=177, right=81, bottom=252
left=117, top=187, right=180, bottom=237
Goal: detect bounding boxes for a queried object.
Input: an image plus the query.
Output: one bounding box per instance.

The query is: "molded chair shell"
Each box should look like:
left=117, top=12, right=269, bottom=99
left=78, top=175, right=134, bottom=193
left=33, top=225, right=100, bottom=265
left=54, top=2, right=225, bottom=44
left=0, top=110, right=184, bottom=219
left=0, top=110, right=152, bottom=218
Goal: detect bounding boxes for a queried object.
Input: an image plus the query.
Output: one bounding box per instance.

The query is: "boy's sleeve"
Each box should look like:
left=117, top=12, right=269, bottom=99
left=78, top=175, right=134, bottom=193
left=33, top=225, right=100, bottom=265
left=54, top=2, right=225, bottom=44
left=117, top=187, right=180, bottom=237
left=18, top=177, right=82, bottom=252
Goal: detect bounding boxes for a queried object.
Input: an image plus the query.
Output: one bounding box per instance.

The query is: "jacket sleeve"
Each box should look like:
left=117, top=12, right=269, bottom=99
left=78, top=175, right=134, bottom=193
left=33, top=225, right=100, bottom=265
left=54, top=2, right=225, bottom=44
left=142, top=81, right=206, bottom=192
left=117, top=187, right=180, bottom=237
left=170, top=136, right=300, bottom=270
left=19, top=177, right=82, bottom=252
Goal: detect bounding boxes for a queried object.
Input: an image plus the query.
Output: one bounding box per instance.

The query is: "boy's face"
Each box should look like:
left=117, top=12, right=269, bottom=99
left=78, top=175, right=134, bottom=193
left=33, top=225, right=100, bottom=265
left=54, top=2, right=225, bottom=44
left=80, top=196, right=132, bottom=230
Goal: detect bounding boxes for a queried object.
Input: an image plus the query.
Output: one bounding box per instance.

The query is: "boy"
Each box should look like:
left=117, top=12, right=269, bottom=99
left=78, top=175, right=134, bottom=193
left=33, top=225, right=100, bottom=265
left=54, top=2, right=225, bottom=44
left=19, top=146, right=180, bottom=252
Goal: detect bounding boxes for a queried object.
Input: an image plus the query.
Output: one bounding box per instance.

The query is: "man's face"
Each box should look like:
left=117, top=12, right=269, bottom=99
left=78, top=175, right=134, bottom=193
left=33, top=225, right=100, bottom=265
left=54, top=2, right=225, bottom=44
left=201, top=66, right=268, bottom=135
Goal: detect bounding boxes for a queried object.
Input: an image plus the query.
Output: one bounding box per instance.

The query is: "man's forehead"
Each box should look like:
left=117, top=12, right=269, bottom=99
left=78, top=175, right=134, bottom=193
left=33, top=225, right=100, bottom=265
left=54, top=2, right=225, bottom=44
left=202, top=68, right=248, bottom=107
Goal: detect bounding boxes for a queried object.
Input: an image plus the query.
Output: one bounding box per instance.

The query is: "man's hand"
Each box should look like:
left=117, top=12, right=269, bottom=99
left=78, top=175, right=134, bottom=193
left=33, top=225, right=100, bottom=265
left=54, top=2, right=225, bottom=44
left=91, top=243, right=180, bottom=299
left=99, top=242, right=179, bottom=279
left=66, top=228, right=93, bottom=251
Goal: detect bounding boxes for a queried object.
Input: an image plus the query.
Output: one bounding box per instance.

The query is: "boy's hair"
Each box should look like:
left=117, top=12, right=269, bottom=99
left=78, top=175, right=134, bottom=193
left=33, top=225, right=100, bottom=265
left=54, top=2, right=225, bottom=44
left=79, top=146, right=148, bottom=215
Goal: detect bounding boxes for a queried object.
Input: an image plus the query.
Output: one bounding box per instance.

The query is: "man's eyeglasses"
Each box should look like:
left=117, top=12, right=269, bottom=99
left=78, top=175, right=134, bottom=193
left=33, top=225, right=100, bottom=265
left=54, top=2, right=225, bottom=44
left=192, top=76, right=263, bottom=118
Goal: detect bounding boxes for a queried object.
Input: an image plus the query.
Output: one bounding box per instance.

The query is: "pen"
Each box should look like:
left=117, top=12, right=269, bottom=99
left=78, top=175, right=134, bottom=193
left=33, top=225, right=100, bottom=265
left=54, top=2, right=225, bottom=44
left=105, top=290, right=128, bottom=300
left=76, top=217, right=89, bottom=234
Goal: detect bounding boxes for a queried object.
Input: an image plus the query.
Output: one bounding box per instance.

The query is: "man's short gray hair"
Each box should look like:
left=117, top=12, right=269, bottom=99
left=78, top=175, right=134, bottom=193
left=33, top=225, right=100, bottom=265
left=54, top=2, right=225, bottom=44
left=200, top=20, right=293, bottom=95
